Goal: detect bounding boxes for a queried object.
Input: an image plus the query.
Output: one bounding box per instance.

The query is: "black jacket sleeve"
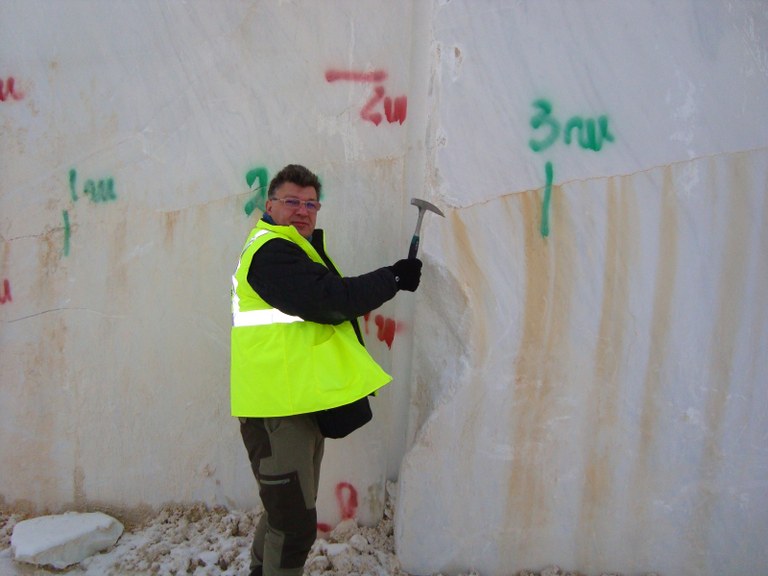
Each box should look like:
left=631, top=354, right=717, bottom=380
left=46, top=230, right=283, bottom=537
left=247, top=237, right=399, bottom=325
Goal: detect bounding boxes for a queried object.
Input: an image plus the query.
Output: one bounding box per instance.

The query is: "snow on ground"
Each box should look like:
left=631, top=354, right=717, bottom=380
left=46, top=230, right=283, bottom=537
left=0, top=485, right=653, bottom=576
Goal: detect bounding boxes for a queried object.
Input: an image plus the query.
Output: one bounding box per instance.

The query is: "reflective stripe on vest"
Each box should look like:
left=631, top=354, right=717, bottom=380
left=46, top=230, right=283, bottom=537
left=230, top=229, right=306, bottom=327
left=232, top=308, right=305, bottom=327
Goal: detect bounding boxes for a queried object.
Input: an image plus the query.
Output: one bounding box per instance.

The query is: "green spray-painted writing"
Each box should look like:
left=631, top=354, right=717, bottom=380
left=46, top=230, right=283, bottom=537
left=64, top=169, right=116, bottom=255
left=528, top=98, right=616, bottom=238
left=69, top=168, right=116, bottom=203
left=244, top=167, right=269, bottom=216
left=528, top=99, right=614, bottom=153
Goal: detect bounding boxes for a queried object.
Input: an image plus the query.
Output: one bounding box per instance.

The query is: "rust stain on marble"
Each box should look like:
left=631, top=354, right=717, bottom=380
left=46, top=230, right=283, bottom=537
left=448, top=209, right=489, bottom=363
left=576, top=175, right=638, bottom=562
left=504, top=183, right=576, bottom=550
left=688, top=153, right=755, bottom=572
left=625, top=165, right=679, bottom=567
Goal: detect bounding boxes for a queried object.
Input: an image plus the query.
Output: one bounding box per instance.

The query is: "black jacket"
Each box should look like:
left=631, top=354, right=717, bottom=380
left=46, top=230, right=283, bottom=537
left=247, top=228, right=399, bottom=342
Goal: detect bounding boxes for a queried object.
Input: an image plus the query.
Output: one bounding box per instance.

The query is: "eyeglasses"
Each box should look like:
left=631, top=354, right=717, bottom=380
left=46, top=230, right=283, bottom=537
left=270, top=197, right=322, bottom=212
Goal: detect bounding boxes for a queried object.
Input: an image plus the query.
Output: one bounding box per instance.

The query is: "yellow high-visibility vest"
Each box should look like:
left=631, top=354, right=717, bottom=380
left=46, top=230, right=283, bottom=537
left=230, top=221, right=391, bottom=417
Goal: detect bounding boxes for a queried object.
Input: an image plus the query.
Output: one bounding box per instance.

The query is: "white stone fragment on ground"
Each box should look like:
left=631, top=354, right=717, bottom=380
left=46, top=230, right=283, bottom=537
left=329, top=517, right=358, bottom=542
left=319, top=541, right=350, bottom=557
left=348, top=533, right=369, bottom=552
left=11, top=511, right=124, bottom=569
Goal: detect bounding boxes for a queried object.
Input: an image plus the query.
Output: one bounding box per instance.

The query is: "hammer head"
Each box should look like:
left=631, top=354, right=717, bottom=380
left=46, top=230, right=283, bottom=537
left=407, top=198, right=444, bottom=259
left=411, top=198, right=444, bottom=217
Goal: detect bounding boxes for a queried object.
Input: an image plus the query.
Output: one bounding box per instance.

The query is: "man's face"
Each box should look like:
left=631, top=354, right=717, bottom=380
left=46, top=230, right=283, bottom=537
left=265, top=182, right=319, bottom=238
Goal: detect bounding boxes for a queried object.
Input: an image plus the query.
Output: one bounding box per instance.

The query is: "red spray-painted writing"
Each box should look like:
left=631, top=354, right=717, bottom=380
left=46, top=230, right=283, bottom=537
left=384, top=94, right=407, bottom=125
left=336, top=482, right=359, bottom=520
left=364, top=313, right=400, bottom=349
left=325, top=69, right=388, bottom=83
left=0, top=77, right=24, bottom=102
left=1, top=279, right=12, bottom=304
left=325, top=68, right=407, bottom=126
left=316, top=481, right=360, bottom=532
left=375, top=314, right=396, bottom=349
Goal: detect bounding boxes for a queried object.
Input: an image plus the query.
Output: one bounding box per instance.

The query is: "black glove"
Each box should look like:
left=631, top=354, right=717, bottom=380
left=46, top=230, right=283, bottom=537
left=390, top=258, right=422, bottom=292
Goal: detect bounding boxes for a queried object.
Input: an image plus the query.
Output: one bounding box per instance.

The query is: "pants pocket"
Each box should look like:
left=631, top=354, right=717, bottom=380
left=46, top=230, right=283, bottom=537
left=257, top=470, right=317, bottom=569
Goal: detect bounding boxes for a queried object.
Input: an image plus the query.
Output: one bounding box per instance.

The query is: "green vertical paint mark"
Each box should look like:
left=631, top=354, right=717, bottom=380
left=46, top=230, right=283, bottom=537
left=244, top=167, right=269, bottom=216
left=69, top=169, right=78, bottom=201
left=63, top=210, right=71, bottom=256
left=541, top=161, right=553, bottom=238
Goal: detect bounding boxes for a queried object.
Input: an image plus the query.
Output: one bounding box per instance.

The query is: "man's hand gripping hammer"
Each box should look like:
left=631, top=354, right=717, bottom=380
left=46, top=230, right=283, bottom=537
left=408, top=198, right=444, bottom=259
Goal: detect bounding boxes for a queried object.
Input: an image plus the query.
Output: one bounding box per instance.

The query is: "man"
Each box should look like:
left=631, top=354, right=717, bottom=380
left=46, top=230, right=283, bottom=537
left=230, top=164, right=422, bottom=576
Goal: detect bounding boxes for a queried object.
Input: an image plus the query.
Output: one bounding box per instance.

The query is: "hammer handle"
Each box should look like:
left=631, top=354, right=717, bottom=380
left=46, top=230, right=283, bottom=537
left=408, top=235, right=420, bottom=259
left=408, top=209, right=426, bottom=259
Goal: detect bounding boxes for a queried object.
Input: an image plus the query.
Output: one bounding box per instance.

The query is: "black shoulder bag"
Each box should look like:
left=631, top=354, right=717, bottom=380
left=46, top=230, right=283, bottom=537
left=315, top=396, right=373, bottom=439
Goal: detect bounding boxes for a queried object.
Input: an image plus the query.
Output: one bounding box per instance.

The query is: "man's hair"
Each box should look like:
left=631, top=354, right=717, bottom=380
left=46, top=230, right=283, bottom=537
left=268, top=164, right=322, bottom=198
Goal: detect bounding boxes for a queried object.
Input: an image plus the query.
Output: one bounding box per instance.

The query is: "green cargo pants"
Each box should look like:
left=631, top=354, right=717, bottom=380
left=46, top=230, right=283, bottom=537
left=240, top=414, right=325, bottom=576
